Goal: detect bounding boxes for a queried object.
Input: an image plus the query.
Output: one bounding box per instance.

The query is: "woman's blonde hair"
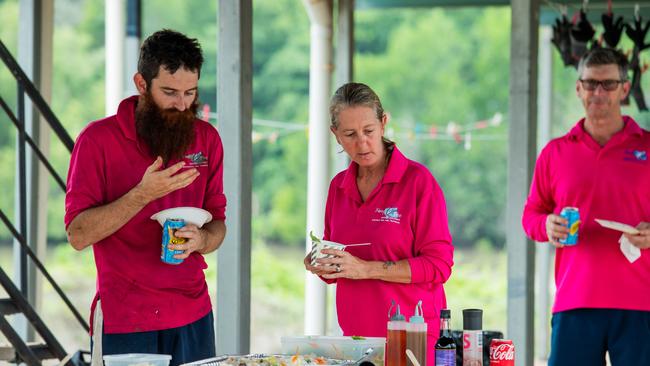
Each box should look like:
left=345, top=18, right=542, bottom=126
left=329, top=82, right=394, bottom=149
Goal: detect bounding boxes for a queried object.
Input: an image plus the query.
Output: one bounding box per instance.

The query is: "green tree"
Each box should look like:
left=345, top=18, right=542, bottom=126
left=356, top=7, right=511, bottom=248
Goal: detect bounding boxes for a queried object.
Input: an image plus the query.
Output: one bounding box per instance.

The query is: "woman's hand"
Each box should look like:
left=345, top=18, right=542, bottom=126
left=303, top=252, right=338, bottom=276
left=318, top=249, right=368, bottom=280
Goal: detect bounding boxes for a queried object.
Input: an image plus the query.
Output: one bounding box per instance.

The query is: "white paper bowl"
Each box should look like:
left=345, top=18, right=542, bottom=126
left=150, top=207, right=212, bottom=227
left=310, top=239, right=346, bottom=266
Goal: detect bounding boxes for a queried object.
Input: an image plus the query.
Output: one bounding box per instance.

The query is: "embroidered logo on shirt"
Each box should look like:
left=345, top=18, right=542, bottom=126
left=372, top=207, right=401, bottom=224
left=623, top=149, right=647, bottom=163
left=184, top=152, right=208, bottom=167
left=633, top=150, right=647, bottom=161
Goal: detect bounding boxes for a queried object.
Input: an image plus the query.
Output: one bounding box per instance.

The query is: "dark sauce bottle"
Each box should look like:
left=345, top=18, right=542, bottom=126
left=434, top=309, right=456, bottom=366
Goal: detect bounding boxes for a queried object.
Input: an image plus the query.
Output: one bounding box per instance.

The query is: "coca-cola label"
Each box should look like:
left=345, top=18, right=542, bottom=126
left=490, top=339, right=515, bottom=365
left=490, top=343, right=515, bottom=360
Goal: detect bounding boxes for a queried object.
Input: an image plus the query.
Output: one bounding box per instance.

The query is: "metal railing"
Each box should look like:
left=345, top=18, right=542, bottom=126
left=0, top=38, right=89, bottom=333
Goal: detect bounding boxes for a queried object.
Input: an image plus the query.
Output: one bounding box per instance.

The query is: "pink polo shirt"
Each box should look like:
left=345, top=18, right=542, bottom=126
left=65, top=96, right=226, bottom=334
left=522, top=116, right=650, bottom=313
left=323, top=146, right=454, bottom=366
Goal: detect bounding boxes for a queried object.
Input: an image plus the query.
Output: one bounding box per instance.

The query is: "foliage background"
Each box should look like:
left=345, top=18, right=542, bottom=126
left=1, top=0, right=649, bottom=357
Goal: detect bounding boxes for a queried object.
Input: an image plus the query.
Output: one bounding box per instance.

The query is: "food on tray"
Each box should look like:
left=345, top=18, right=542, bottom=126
left=281, top=336, right=385, bottom=366
left=218, top=354, right=346, bottom=366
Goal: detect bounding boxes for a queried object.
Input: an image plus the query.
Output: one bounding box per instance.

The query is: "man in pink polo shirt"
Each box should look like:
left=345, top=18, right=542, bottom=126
left=304, top=83, right=454, bottom=366
left=522, top=48, right=650, bottom=365
left=65, top=30, right=226, bottom=365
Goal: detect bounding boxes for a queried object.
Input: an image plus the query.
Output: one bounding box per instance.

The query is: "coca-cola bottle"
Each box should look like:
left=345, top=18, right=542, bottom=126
left=434, top=309, right=455, bottom=366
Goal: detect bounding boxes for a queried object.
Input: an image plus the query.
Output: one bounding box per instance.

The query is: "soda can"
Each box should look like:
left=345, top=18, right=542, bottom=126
left=161, top=218, right=186, bottom=265
left=559, top=207, right=580, bottom=245
left=489, top=339, right=515, bottom=366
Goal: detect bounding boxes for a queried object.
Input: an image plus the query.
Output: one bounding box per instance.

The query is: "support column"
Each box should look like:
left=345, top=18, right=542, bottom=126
left=535, top=25, right=553, bottom=361
left=507, top=1, right=539, bottom=365
left=302, top=0, right=333, bottom=336
left=124, top=0, right=141, bottom=97
left=335, top=0, right=354, bottom=87
left=332, top=0, right=354, bottom=175
left=217, top=0, right=253, bottom=355
left=105, top=0, right=124, bottom=115
left=327, top=0, right=354, bottom=335
left=14, top=0, right=53, bottom=341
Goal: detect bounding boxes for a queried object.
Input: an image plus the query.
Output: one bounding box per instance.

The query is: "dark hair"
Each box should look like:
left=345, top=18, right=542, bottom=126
left=138, top=29, right=204, bottom=87
left=329, top=82, right=395, bottom=149
left=577, top=47, right=629, bottom=81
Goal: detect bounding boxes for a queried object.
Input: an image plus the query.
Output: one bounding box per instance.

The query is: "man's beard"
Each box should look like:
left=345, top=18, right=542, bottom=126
left=135, top=92, right=198, bottom=164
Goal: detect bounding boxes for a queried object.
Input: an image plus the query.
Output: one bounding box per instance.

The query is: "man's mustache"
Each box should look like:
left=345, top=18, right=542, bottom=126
left=588, top=97, right=609, bottom=103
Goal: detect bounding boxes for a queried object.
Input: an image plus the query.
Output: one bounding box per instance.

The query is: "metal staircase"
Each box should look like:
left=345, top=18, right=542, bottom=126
left=0, top=38, right=89, bottom=365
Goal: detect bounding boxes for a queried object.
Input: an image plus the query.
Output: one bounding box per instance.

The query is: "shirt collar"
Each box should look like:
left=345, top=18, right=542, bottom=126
left=116, top=95, right=140, bottom=142
left=567, top=115, right=642, bottom=141
left=339, top=145, right=409, bottom=191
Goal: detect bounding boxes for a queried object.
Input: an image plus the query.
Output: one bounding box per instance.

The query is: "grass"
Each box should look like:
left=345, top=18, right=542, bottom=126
left=0, top=243, right=509, bottom=356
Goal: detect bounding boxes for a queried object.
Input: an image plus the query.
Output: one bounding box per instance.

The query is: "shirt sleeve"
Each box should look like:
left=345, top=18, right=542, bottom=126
left=64, top=128, right=106, bottom=228
left=203, top=129, right=227, bottom=221
left=406, top=175, right=454, bottom=284
left=522, top=146, right=555, bottom=242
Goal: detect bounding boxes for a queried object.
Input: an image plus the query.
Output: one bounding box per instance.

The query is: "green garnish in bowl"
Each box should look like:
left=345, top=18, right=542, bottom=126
left=351, top=335, right=366, bottom=340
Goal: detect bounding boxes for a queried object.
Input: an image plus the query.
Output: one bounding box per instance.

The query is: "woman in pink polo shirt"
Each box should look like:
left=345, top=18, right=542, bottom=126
left=304, top=83, right=454, bottom=366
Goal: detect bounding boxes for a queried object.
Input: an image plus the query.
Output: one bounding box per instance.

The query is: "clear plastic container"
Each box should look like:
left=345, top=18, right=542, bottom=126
left=281, top=335, right=385, bottom=364
left=386, top=302, right=407, bottom=366
left=102, top=353, right=172, bottom=366
left=406, top=301, right=427, bottom=366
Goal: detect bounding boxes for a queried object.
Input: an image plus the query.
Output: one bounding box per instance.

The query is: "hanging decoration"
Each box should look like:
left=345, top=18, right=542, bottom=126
left=552, top=7, right=575, bottom=67
left=550, top=0, right=650, bottom=111
left=199, top=107, right=503, bottom=150
left=396, top=112, right=504, bottom=148
left=624, top=4, right=650, bottom=110
left=570, top=4, right=596, bottom=62
left=601, top=2, right=625, bottom=48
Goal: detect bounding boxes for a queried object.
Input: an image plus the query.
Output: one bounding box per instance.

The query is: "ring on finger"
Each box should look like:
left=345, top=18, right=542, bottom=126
left=335, top=264, right=341, bottom=273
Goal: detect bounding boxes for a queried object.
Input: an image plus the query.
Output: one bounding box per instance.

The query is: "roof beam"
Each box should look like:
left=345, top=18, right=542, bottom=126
left=357, top=0, right=650, bottom=24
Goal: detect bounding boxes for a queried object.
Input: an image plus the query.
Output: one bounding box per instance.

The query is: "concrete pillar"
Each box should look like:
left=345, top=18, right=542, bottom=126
left=14, top=0, right=53, bottom=341
left=124, top=0, right=140, bottom=97
left=105, top=0, right=124, bottom=115
left=302, top=0, right=333, bottom=336
left=535, top=25, right=553, bottom=360
left=332, top=0, right=354, bottom=175
left=216, top=0, right=253, bottom=355
left=507, top=1, right=539, bottom=365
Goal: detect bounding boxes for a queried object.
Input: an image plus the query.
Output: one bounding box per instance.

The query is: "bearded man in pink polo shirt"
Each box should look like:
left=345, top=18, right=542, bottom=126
left=304, top=83, right=454, bottom=366
left=522, top=47, right=650, bottom=365
left=65, top=30, right=226, bottom=365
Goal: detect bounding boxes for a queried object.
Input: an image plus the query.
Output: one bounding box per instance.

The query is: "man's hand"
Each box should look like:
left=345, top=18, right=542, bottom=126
left=623, top=222, right=650, bottom=249
left=169, top=224, right=209, bottom=259
left=133, top=157, right=200, bottom=205
left=67, top=157, right=203, bottom=251
left=546, top=214, right=569, bottom=248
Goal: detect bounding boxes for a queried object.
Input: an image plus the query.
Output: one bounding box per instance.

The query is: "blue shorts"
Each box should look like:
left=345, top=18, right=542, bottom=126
left=549, top=308, right=650, bottom=366
left=100, top=311, right=215, bottom=366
